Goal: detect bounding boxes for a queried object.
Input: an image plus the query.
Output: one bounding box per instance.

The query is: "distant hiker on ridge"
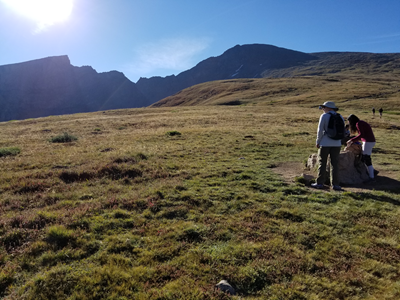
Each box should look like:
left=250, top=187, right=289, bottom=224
left=379, top=107, right=383, bottom=118
left=311, top=101, right=345, bottom=191
left=372, top=107, right=375, bottom=117
left=346, top=114, right=377, bottom=182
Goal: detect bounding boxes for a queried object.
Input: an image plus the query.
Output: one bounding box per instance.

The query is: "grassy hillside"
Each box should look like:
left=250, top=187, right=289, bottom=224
left=151, top=75, right=400, bottom=110
left=1, top=103, right=400, bottom=299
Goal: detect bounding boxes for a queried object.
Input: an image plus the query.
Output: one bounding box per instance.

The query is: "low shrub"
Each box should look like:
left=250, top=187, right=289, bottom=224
left=46, top=225, right=76, bottom=249
left=113, top=153, right=147, bottom=164
left=0, top=147, right=21, bottom=157
left=0, top=264, right=16, bottom=297
left=59, top=170, right=95, bottom=183
left=49, top=132, right=78, bottom=143
left=166, top=131, right=182, bottom=136
left=1, top=229, right=28, bottom=251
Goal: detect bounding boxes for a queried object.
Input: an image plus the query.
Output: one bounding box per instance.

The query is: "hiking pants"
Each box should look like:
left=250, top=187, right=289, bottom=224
left=317, top=146, right=341, bottom=186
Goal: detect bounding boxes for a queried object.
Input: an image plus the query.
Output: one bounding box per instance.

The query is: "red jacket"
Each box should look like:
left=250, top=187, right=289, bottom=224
left=349, top=120, right=376, bottom=143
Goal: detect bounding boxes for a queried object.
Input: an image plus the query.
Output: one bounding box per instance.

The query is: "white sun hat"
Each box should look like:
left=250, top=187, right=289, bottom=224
left=319, top=101, right=339, bottom=111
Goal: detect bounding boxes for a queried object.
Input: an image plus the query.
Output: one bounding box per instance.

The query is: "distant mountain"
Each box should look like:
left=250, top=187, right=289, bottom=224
left=0, top=56, right=149, bottom=122
left=1, top=44, right=399, bottom=122
left=136, top=44, right=317, bottom=103
left=150, top=50, right=400, bottom=108
left=261, top=51, right=400, bottom=77
left=149, top=48, right=400, bottom=107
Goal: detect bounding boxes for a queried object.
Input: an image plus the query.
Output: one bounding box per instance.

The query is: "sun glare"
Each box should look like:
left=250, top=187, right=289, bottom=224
left=2, top=0, right=74, bottom=31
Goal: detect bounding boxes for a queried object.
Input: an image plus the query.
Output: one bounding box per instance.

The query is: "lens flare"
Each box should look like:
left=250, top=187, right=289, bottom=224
left=2, top=0, right=74, bottom=31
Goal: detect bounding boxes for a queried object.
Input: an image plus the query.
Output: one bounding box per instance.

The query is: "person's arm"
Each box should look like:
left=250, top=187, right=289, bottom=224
left=316, top=114, right=326, bottom=147
left=348, top=122, right=363, bottom=143
left=341, top=115, right=347, bottom=135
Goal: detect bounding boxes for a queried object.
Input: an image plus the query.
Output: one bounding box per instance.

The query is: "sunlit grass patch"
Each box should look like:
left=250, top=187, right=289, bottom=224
left=45, top=225, right=76, bottom=249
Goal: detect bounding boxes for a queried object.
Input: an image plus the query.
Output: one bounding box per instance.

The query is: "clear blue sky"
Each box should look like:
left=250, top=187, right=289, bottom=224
left=0, top=0, right=399, bottom=83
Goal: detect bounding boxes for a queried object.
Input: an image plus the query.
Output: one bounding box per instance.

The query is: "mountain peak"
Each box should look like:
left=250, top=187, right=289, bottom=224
left=135, top=43, right=317, bottom=103
left=2, top=55, right=71, bottom=68
left=0, top=55, right=149, bottom=122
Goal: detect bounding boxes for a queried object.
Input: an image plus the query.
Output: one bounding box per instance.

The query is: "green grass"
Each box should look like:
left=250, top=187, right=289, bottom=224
left=0, top=146, right=20, bottom=157
left=48, top=132, right=78, bottom=143
left=166, top=130, right=182, bottom=137
left=0, top=105, right=399, bottom=299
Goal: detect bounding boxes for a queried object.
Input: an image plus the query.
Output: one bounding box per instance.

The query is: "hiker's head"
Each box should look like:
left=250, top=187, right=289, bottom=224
left=347, top=114, right=359, bottom=124
left=347, top=114, right=360, bottom=133
left=319, top=101, right=338, bottom=112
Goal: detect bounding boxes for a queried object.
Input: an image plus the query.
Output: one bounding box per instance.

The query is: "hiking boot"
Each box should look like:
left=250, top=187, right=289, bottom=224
left=332, top=185, right=342, bottom=191
left=311, top=183, right=324, bottom=189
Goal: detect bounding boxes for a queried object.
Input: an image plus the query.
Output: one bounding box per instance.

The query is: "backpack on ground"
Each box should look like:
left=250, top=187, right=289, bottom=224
left=326, top=113, right=345, bottom=140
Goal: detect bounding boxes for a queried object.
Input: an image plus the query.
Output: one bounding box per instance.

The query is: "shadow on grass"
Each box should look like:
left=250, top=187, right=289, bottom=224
left=347, top=189, right=400, bottom=206
left=344, top=175, right=400, bottom=196
left=301, top=173, right=400, bottom=204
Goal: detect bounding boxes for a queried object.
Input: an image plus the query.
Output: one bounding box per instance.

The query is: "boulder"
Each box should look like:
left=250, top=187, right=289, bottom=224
left=307, top=153, right=318, bottom=170
left=336, top=150, right=370, bottom=184
left=215, top=280, right=236, bottom=295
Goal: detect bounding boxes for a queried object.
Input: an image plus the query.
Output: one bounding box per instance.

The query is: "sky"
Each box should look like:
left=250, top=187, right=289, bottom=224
left=0, top=0, right=399, bottom=83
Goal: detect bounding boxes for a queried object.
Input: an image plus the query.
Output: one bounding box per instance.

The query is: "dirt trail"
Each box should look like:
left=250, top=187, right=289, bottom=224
left=273, top=162, right=400, bottom=193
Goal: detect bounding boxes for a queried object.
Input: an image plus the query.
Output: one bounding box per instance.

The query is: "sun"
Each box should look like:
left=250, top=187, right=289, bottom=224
left=2, top=0, right=74, bottom=31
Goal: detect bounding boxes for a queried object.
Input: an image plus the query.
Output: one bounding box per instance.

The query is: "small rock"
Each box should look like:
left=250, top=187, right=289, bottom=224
left=215, top=280, right=236, bottom=295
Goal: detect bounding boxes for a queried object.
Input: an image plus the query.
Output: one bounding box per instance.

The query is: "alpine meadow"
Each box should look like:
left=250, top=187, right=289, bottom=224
left=1, top=73, right=400, bottom=299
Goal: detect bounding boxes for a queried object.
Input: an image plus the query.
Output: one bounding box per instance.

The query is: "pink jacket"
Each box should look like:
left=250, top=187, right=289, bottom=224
left=349, top=120, right=376, bottom=143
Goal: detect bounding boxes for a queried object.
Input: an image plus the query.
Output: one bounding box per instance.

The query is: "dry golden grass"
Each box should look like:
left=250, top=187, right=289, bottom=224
left=1, top=101, right=400, bottom=299
left=152, top=75, right=400, bottom=112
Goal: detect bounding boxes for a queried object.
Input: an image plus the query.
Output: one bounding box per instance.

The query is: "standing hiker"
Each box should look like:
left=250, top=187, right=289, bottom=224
left=346, top=114, right=377, bottom=182
left=379, top=107, right=383, bottom=118
left=372, top=107, right=375, bottom=117
left=311, top=101, right=345, bottom=191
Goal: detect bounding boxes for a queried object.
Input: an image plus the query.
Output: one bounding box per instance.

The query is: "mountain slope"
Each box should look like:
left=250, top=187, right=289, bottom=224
left=151, top=50, right=400, bottom=109
left=151, top=75, right=400, bottom=110
left=1, top=45, right=400, bottom=122
left=0, top=56, right=150, bottom=122
left=136, top=44, right=317, bottom=103
left=262, top=51, right=400, bottom=77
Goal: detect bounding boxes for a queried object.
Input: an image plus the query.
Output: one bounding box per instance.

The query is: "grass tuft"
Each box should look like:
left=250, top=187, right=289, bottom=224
left=166, top=130, right=182, bottom=136
left=45, top=225, right=76, bottom=249
left=49, top=132, right=78, bottom=143
left=0, top=147, right=20, bottom=157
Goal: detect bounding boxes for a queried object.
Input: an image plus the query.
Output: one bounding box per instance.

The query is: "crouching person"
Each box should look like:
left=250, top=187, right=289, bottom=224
left=346, top=114, right=377, bottom=182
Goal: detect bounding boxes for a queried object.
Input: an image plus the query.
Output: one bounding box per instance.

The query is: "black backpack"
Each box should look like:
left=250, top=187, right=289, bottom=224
left=326, top=113, right=345, bottom=140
